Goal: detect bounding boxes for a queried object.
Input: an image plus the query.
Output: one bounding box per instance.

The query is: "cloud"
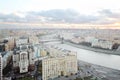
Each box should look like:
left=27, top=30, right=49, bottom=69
left=0, top=9, right=120, bottom=24
left=0, top=13, right=26, bottom=22
left=95, top=9, right=120, bottom=24
left=25, top=9, right=99, bottom=23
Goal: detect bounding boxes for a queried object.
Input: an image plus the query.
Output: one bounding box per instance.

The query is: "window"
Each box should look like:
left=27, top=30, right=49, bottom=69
left=21, top=53, right=26, bottom=60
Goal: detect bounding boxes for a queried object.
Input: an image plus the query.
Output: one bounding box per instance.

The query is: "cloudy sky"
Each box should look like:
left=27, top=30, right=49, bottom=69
left=0, top=0, right=120, bottom=26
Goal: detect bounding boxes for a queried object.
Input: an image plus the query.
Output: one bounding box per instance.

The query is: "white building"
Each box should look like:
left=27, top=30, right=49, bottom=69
left=85, top=36, right=96, bottom=43
left=15, top=36, right=28, bottom=47
left=13, top=51, right=19, bottom=68
left=60, top=33, right=74, bottom=40
left=13, top=44, right=35, bottom=73
left=71, top=37, right=84, bottom=44
left=91, top=39, right=114, bottom=49
left=0, top=54, right=2, bottom=80
left=2, top=51, right=13, bottom=69
left=19, top=51, right=29, bottom=73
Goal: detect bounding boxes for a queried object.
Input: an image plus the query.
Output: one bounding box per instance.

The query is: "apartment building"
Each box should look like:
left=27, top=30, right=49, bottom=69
left=41, top=48, right=77, bottom=80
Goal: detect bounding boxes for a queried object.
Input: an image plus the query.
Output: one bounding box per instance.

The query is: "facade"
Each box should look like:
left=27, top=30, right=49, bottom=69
left=13, top=51, right=19, bottom=68
left=5, top=37, right=15, bottom=51
left=85, top=36, right=96, bottom=43
left=0, top=43, right=5, bottom=52
left=29, top=35, right=39, bottom=44
left=19, top=51, right=29, bottom=73
left=0, top=43, right=9, bottom=52
left=13, top=44, right=35, bottom=73
left=91, top=39, right=114, bottom=49
left=41, top=49, right=77, bottom=80
left=15, top=36, right=28, bottom=47
left=2, top=51, right=13, bottom=69
left=40, top=49, right=47, bottom=57
left=0, top=54, right=2, bottom=80
left=71, top=37, right=84, bottom=44
left=0, top=37, right=15, bottom=52
left=13, top=36, right=37, bottom=73
left=60, top=33, right=74, bottom=40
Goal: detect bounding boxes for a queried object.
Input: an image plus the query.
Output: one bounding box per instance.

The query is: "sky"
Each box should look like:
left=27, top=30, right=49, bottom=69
left=1, top=0, right=120, bottom=14
left=0, top=0, right=120, bottom=27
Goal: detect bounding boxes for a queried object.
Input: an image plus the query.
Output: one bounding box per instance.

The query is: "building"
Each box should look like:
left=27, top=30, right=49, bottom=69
left=85, top=36, right=96, bottom=43
left=0, top=54, right=2, bottom=80
left=13, top=44, right=35, bottom=73
left=40, top=49, right=47, bottom=57
left=4, top=37, right=15, bottom=51
left=1, top=51, right=13, bottom=69
left=60, top=33, right=74, bottom=40
left=91, top=39, right=114, bottom=50
left=19, top=51, right=29, bottom=73
left=0, top=43, right=9, bottom=52
left=71, top=37, right=84, bottom=44
left=15, top=36, right=29, bottom=47
left=29, top=35, right=39, bottom=44
left=41, top=47, right=77, bottom=80
left=0, top=43, right=6, bottom=52
left=0, top=37, right=15, bottom=52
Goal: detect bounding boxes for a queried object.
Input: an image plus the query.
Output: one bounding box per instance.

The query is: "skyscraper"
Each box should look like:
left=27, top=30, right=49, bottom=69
left=0, top=54, right=2, bottom=80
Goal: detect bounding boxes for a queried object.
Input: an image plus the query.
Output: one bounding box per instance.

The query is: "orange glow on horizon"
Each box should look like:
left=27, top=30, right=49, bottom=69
left=0, top=22, right=120, bottom=29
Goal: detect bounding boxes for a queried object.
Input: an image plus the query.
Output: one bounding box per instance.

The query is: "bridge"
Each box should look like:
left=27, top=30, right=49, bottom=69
left=39, top=38, right=61, bottom=43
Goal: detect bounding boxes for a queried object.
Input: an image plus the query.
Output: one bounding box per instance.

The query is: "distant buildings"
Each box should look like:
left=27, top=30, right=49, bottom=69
left=15, top=36, right=29, bottom=47
left=71, top=37, right=84, bottom=44
left=91, top=39, right=114, bottom=50
left=60, top=33, right=74, bottom=40
left=84, top=36, right=96, bottom=43
left=29, top=35, right=39, bottom=44
left=70, top=36, right=115, bottom=50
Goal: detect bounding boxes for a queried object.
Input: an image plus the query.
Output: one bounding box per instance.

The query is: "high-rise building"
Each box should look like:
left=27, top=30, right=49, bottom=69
left=19, top=51, right=29, bottom=73
left=0, top=54, right=2, bottom=80
left=13, top=44, right=35, bottom=73
left=41, top=48, right=77, bottom=80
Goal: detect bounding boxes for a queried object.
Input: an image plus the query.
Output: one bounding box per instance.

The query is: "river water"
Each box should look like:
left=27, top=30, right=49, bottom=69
left=46, top=42, right=120, bottom=70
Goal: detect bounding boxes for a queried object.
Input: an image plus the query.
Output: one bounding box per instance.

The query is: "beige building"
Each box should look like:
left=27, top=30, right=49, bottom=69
left=40, top=49, right=47, bottom=57
left=41, top=50, right=77, bottom=80
left=5, top=37, right=15, bottom=51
